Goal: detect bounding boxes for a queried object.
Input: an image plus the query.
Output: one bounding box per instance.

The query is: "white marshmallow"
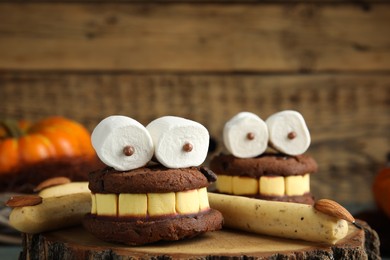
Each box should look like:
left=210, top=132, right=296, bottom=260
left=266, top=110, right=311, bottom=155
left=91, top=115, right=154, bottom=171
left=146, top=116, right=209, bottom=168
left=223, top=112, right=269, bottom=158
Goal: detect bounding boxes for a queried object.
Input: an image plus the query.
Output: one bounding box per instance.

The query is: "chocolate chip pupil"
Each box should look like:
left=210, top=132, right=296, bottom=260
left=247, top=132, right=255, bottom=140
left=288, top=131, right=297, bottom=140
left=123, top=146, right=135, bottom=156
left=183, top=143, right=193, bottom=152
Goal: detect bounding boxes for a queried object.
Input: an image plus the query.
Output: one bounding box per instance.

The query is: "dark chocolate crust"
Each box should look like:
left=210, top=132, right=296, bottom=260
left=88, top=165, right=211, bottom=194
left=83, top=209, right=224, bottom=246
left=210, top=153, right=318, bottom=178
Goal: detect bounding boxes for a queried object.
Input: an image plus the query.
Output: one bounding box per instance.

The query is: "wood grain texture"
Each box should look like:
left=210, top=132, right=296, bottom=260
left=20, top=222, right=380, bottom=260
left=1, top=72, right=389, bottom=205
left=0, top=3, right=389, bottom=71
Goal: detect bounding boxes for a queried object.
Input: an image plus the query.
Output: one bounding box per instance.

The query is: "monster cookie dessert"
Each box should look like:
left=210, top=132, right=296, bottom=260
left=83, top=115, right=223, bottom=245
left=84, top=165, right=222, bottom=245
left=210, top=111, right=317, bottom=204
left=210, top=153, right=317, bottom=204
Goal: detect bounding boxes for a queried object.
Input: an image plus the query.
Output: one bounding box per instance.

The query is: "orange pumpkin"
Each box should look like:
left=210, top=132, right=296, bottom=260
left=372, top=157, right=390, bottom=218
left=0, top=117, right=95, bottom=174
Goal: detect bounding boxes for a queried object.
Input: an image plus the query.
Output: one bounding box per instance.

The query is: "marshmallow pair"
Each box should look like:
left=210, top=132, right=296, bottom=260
left=91, top=116, right=209, bottom=171
left=223, top=110, right=310, bottom=158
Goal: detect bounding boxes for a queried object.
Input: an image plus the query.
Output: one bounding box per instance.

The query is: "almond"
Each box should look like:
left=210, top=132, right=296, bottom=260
left=34, top=176, right=71, bottom=192
left=6, top=195, right=43, bottom=208
left=314, top=199, right=355, bottom=223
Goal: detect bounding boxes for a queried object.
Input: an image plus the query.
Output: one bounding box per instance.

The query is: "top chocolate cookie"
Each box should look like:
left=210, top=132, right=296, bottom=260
left=89, top=164, right=216, bottom=194
left=210, top=153, right=318, bottom=178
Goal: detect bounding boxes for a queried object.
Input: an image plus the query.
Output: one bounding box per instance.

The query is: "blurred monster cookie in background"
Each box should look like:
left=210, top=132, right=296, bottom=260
left=210, top=153, right=317, bottom=204
left=0, top=117, right=102, bottom=193
left=83, top=115, right=223, bottom=245
left=210, top=111, right=317, bottom=205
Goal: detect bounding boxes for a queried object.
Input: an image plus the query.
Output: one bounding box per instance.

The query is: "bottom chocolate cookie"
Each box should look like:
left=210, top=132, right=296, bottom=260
left=83, top=209, right=223, bottom=246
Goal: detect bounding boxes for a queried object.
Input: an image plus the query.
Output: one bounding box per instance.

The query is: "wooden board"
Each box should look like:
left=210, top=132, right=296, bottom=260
left=0, top=3, right=389, bottom=71
left=20, top=222, right=380, bottom=259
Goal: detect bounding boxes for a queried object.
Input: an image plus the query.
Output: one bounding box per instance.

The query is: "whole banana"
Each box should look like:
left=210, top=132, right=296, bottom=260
left=208, top=192, right=349, bottom=244
left=8, top=182, right=91, bottom=234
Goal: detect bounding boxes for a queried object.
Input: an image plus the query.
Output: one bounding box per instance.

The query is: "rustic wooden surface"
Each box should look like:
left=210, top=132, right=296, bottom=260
left=20, top=222, right=380, bottom=260
left=0, top=3, right=389, bottom=71
left=0, top=1, right=389, bottom=207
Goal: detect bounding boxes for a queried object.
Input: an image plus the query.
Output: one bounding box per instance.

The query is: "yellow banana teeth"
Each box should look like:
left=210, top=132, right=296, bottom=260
left=91, top=187, right=210, bottom=218
left=215, top=175, right=233, bottom=194
left=176, top=189, right=200, bottom=214
left=147, top=192, right=176, bottom=217
left=119, top=194, right=148, bottom=217
left=259, top=176, right=285, bottom=196
left=95, top=193, right=118, bottom=217
left=216, top=174, right=310, bottom=197
left=232, top=176, right=258, bottom=195
left=285, top=175, right=306, bottom=196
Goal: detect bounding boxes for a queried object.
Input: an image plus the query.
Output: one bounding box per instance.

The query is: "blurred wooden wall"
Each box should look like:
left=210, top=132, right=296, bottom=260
left=0, top=1, right=389, bottom=207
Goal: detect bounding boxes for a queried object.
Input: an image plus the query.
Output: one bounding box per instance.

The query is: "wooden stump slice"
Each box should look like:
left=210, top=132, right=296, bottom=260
left=20, top=220, right=380, bottom=259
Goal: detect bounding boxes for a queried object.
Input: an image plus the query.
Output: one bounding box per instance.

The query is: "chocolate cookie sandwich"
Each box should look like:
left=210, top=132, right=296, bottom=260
left=83, top=115, right=223, bottom=245
left=210, top=153, right=317, bottom=204
left=210, top=111, right=317, bottom=205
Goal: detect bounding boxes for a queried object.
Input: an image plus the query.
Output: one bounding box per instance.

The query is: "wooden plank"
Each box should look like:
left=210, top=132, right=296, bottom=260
left=21, top=223, right=379, bottom=260
left=0, top=3, right=389, bottom=71
left=0, top=72, right=389, bottom=205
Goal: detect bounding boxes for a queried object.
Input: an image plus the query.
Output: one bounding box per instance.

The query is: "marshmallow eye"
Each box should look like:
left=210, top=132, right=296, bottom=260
left=146, top=116, right=209, bottom=168
left=91, top=116, right=154, bottom=171
left=223, top=112, right=269, bottom=158
left=265, top=110, right=311, bottom=156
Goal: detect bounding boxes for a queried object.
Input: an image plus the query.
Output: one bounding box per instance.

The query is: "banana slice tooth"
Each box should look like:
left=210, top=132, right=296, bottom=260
left=146, top=116, right=209, bottom=168
left=266, top=110, right=311, bottom=156
left=223, top=112, right=268, bottom=158
left=91, top=115, right=154, bottom=171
